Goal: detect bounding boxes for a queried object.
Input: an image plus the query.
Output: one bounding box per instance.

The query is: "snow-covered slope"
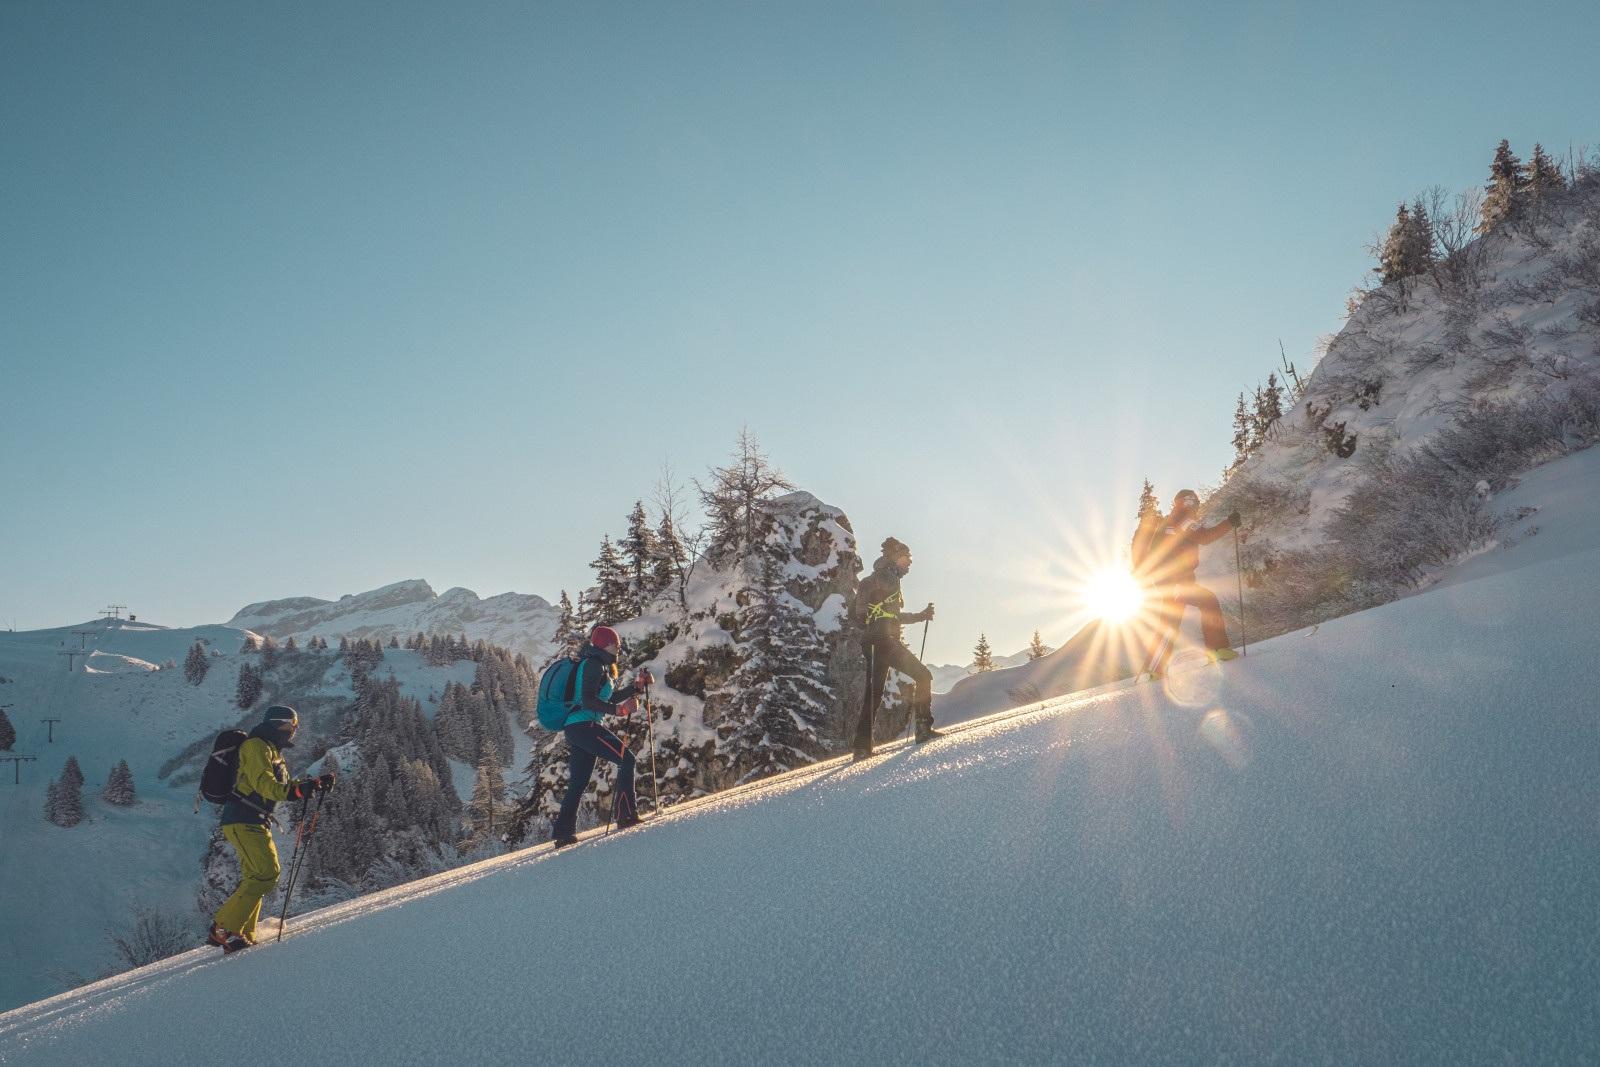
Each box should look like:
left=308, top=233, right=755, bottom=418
left=6, top=473, right=1597, bottom=1063
left=0, top=620, right=503, bottom=1013
left=227, top=579, right=560, bottom=665
left=926, top=647, right=1037, bottom=694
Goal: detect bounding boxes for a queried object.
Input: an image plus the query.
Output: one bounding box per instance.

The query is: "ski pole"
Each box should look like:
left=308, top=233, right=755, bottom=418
left=644, top=683, right=661, bottom=817
left=1233, top=527, right=1248, bottom=657
left=276, top=790, right=323, bottom=942
left=918, top=619, right=930, bottom=661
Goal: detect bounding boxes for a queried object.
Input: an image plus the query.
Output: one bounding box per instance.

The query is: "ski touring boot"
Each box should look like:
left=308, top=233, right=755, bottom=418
left=220, top=929, right=254, bottom=954
left=913, top=719, right=943, bottom=744
left=552, top=834, right=578, bottom=850
left=851, top=742, right=874, bottom=763
left=1210, top=648, right=1239, bottom=663
left=207, top=922, right=230, bottom=948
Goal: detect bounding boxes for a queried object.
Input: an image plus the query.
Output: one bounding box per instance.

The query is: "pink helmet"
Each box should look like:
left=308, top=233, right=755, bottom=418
left=588, top=625, right=621, bottom=653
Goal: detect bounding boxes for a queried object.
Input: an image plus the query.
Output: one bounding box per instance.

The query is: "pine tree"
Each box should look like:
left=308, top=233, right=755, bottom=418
left=1252, top=373, right=1285, bottom=444
left=973, top=634, right=994, bottom=672
left=699, top=428, right=793, bottom=566
left=1378, top=202, right=1415, bottom=284
left=1027, top=631, right=1048, bottom=661
left=466, top=756, right=507, bottom=845
left=551, top=591, right=578, bottom=662
left=1526, top=143, right=1566, bottom=211
left=235, top=662, right=263, bottom=709
left=719, top=551, right=834, bottom=783
left=48, top=764, right=84, bottom=827
left=1405, top=195, right=1437, bottom=276
left=284, top=635, right=299, bottom=653
left=103, top=760, right=136, bottom=806
left=0, top=707, right=15, bottom=751
left=653, top=512, right=686, bottom=601
left=1230, top=393, right=1253, bottom=470
left=620, top=501, right=661, bottom=615
left=1480, top=139, right=1527, bottom=233
left=1137, top=479, right=1159, bottom=522
left=588, top=536, right=632, bottom=626
left=388, top=634, right=399, bottom=649
left=183, top=641, right=210, bottom=686
left=259, top=635, right=279, bottom=671
left=240, top=633, right=259, bottom=653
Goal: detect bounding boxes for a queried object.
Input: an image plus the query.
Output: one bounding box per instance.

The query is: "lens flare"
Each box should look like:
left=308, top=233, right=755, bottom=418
left=1082, top=568, right=1144, bottom=623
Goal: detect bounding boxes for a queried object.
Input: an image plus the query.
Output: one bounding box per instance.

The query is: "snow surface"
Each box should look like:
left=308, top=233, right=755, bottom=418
left=5, top=499, right=1598, bottom=1063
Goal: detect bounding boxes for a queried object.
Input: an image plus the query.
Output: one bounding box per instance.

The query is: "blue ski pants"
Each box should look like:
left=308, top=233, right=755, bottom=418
left=553, top=722, right=636, bottom=839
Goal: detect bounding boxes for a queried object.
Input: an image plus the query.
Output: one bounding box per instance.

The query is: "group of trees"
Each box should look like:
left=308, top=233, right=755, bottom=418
left=306, top=677, right=461, bottom=890
left=574, top=499, right=694, bottom=639
left=1375, top=140, right=1576, bottom=295
left=0, top=707, right=14, bottom=750
left=234, top=662, right=264, bottom=710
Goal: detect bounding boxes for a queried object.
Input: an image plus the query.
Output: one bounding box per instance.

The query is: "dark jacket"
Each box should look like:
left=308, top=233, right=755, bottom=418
left=563, top=642, right=640, bottom=728
left=1131, top=511, right=1164, bottom=580
left=1145, top=513, right=1233, bottom=586
left=856, top=556, right=924, bottom=643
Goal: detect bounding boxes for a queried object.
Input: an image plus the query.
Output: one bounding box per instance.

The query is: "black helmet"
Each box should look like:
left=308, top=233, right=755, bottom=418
left=262, top=705, right=299, bottom=747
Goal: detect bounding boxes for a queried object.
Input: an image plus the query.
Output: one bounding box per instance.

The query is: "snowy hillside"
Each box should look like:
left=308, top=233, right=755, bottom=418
left=0, top=619, right=523, bottom=1013
left=5, top=454, right=1598, bottom=1063
left=227, top=579, right=560, bottom=665
left=1206, top=174, right=1600, bottom=638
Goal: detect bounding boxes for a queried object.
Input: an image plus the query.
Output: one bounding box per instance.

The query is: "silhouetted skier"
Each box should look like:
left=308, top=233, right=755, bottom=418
left=1144, top=490, right=1241, bottom=675
left=854, top=537, right=936, bottom=758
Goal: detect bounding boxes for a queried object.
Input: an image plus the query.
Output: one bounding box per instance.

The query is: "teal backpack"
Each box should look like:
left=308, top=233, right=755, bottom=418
left=535, top=657, right=585, bottom=732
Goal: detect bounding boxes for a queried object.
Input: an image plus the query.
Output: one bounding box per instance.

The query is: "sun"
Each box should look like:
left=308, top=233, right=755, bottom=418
left=1082, top=568, right=1144, bottom=623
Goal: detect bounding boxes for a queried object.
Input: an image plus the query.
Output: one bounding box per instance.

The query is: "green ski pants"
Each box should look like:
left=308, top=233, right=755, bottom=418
left=214, top=823, right=281, bottom=941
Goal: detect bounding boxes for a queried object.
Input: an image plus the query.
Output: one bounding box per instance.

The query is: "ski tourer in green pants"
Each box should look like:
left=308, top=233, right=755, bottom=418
left=209, top=706, right=332, bottom=953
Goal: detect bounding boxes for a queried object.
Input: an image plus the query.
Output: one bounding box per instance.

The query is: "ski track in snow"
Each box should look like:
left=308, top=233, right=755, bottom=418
left=4, top=519, right=1600, bottom=1064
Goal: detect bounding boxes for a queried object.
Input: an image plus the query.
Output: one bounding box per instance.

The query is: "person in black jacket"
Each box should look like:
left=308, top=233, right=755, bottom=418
left=551, top=624, right=652, bottom=847
left=853, top=537, right=937, bottom=758
left=1143, top=490, right=1241, bottom=675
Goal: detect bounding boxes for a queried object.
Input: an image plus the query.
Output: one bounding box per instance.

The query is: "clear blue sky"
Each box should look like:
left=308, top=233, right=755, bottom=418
left=3, top=1, right=1596, bottom=662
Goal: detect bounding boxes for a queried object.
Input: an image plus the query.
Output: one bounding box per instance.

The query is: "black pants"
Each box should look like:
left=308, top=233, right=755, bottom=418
left=1148, top=582, right=1230, bottom=673
left=553, top=722, right=636, bottom=838
left=855, top=636, right=933, bottom=748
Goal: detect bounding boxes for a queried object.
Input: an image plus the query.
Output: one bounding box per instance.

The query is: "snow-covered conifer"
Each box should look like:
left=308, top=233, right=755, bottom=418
left=183, top=641, right=210, bottom=686
left=1526, top=143, right=1566, bottom=213
left=60, top=754, right=84, bottom=791
left=284, top=635, right=299, bottom=653
left=0, top=707, right=15, bottom=751
left=1028, top=632, right=1048, bottom=661
left=720, top=552, right=833, bottom=783
left=47, top=765, right=83, bottom=827
left=620, top=500, right=661, bottom=614
left=588, top=536, right=632, bottom=626
left=103, top=760, right=136, bottom=806
left=240, top=633, right=259, bottom=653
left=235, top=662, right=263, bottom=709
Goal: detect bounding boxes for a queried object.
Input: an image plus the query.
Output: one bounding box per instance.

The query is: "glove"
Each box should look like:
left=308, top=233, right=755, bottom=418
left=293, top=773, right=335, bottom=798
left=921, top=603, right=936, bottom=622
left=618, top=697, right=639, bottom=719
left=635, top=668, right=655, bottom=688
left=1228, top=511, right=1242, bottom=527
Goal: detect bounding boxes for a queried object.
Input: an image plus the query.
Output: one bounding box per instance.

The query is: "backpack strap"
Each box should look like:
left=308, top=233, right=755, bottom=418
left=563, top=659, right=585, bottom=715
